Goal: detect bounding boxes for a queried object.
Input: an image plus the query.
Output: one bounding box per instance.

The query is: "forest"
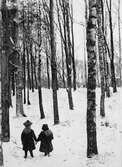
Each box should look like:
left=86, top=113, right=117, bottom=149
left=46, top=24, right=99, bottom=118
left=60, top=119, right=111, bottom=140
left=0, top=0, right=122, bottom=166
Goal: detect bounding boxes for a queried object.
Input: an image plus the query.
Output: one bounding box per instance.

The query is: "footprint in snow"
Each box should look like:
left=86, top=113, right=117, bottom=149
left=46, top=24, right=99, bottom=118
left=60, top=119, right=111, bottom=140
left=63, top=159, right=67, bottom=162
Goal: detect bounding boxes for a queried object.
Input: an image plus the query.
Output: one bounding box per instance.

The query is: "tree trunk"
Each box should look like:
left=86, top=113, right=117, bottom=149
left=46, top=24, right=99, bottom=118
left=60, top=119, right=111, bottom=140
left=108, top=0, right=117, bottom=92
left=87, top=0, right=98, bottom=158
left=0, top=77, right=4, bottom=166
left=118, top=0, right=121, bottom=86
left=9, top=74, right=12, bottom=107
left=22, top=5, right=26, bottom=104
left=27, top=2, right=31, bottom=92
left=0, top=10, right=4, bottom=166
left=38, top=86, right=45, bottom=119
left=38, top=53, right=45, bottom=119
left=1, top=0, right=10, bottom=142
left=37, top=1, right=45, bottom=119
left=11, top=71, right=15, bottom=96
left=104, top=51, right=110, bottom=97
left=22, top=45, right=26, bottom=104
left=63, top=1, right=74, bottom=110
left=104, top=9, right=110, bottom=97
left=26, top=46, right=31, bottom=105
left=46, top=53, right=50, bottom=89
left=61, top=40, right=66, bottom=88
left=97, top=0, right=105, bottom=117
left=56, top=0, right=65, bottom=88
left=71, top=0, right=76, bottom=91
left=45, top=41, right=50, bottom=89
left=96, top=41, right=100, bottom=87
left=50, top=0, right=59, bottom=124
left=16, top=68, right=26, bottom=117
left=84, top=0, right=88, bottom=87
left=11, top=0, right=26, bottom=117
left=84, top=34, right=88, bottom=87
left=30, top=42, right=34, bottom=92
left=34, top=46, right=38, bottom=89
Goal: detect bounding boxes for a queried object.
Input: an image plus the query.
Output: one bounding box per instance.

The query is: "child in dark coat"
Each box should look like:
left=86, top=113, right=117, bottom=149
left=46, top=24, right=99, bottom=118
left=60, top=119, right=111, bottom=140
left=37, top=124, right=54, bottom=156
left=21, top=120, right=37, bottom=158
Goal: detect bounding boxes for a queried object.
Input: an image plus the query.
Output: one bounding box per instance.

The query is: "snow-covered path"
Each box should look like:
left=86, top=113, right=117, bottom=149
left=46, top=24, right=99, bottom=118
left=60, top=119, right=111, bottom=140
left=2, top=88, right=122, bottom=167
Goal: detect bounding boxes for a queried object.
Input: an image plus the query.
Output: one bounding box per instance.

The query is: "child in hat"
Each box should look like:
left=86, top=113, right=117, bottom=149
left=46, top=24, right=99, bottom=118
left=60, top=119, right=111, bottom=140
left=37, top=124, right=54, bottom=156
left=21, top=120, right=37, bottom=158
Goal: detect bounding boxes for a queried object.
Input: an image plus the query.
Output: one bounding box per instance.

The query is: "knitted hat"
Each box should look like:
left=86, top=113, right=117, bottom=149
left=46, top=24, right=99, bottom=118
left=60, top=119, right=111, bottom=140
left=23, top=120, right=32, bottom=127
left=42, top=124, right=49, bottom=131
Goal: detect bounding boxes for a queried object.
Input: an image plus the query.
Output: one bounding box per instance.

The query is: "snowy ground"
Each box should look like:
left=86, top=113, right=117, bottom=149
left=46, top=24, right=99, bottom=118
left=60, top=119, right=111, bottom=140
left=2, top=88, right=122, bottom=167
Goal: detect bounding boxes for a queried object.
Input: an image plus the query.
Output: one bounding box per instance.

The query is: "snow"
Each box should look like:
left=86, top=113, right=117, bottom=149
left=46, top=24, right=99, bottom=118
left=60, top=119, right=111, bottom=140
left=2, top=88, right=122, bottom=167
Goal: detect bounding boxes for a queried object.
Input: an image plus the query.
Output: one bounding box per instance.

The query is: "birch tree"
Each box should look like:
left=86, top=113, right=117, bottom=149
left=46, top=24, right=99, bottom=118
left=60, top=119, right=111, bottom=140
left=13, top=0, right=26, bottom=117
left=1, top=0, right=10, bottom=142
left=97, top=0, right=105, bottom=117
left=87, top=0, right=98, bottom=157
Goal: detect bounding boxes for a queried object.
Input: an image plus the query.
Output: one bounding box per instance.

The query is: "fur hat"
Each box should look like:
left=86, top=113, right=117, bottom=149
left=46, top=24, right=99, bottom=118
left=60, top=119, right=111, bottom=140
left=23, top=120, right=32, bottom=127
left=42, top=124, right=49, bottom=131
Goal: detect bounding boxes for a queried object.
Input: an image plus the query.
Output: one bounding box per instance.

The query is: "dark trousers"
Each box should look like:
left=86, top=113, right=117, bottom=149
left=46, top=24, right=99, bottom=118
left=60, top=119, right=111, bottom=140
left=24, top=150, right=33, bottom=158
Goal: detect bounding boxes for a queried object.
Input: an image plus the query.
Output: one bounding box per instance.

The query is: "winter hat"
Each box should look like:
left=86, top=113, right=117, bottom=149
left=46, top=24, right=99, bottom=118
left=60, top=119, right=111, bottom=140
left=23, top=120, right=32, bottom=127
left=42, top=124, right=49, bottom=131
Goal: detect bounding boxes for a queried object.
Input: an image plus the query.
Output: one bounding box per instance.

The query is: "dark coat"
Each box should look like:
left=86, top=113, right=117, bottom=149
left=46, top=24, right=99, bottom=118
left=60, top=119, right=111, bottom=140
left=37, top=129, right=54, bottom=153
left=21, top=128, right=37, bottom=151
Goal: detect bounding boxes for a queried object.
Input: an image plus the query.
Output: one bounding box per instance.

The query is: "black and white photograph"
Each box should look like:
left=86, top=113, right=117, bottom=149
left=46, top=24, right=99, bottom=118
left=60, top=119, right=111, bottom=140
left=0, top=0, right=122, bottom=166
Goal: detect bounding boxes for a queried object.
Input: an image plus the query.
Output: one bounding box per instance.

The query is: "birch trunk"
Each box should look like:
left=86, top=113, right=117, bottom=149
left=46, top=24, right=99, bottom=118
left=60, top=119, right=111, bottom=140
left=12, top=0, right=26, bottom=117
left=1, top=0, right=10, bottom=142
left=97, top=0, right=105, bottom=117
left=87, top=0, right=98, bottom=157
